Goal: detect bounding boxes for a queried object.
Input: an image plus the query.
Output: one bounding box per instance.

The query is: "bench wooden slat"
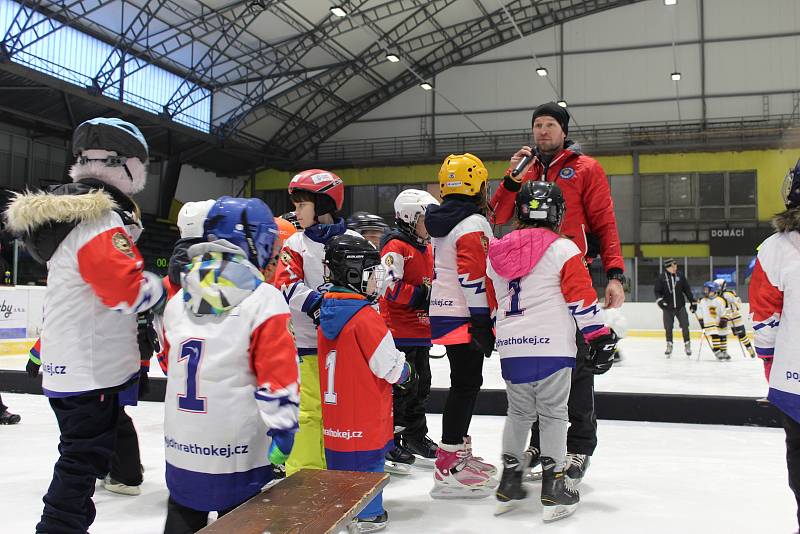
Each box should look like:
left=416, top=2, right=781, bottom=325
left=198, top=469, right=390, bottom=534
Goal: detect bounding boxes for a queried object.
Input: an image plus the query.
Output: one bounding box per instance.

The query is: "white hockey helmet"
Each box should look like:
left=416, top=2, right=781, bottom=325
left=713, top=278, right=727, bottom=291
left=177, top=199, right=215, bottom=239
left=394, top=189, right=439, bottom=244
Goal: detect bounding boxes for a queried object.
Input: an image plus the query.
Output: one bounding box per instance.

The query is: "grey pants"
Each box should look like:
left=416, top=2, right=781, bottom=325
left=502, top=367, right=572, bottom=471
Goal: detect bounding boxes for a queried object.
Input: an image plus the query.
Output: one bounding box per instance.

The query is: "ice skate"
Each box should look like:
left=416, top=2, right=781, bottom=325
left=541, top=457, right=579, bottom=522
left=713, top=350, right=731, bottom=361
left=0, top=409, right=20, bottom=425
left=347, top=511, right=388, bottom=533
left=463, top=435, right=497, bottom=477
left=664, top=341, right=673, bottom=356
left=402, top=433, right=437, bottom=468
left=521, top=445, right=543, bottom=482
left=385, top=437, right=415, bottom=475
left=430, top=442, right=496, bottom=499
left=103, top=475, right=141, bottom=496
left=494, top=454, right=528, bottom=516
left=564, top=453, right=590, bottom=486
left=684, top=341, right=692, bottom=356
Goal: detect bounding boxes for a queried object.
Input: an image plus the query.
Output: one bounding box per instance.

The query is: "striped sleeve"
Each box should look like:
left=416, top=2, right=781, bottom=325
left=749, top=258, right=783, bottom=362
left=455, top=231, right=490, bottom=317
left=379, top=242, right=417, bottom=306
left=354, top=309, right=406, bottom=384
left=274, top=238, right=321, bottom=315
left=560, top=252, right=608, bottom=341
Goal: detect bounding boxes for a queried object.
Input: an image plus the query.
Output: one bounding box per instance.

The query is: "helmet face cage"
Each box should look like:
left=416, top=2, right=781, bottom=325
left=703, top=281, right=720, bottom=296
left=394, top=189, right=438, bottom=245
left=782, top=159, right=800, bottom=209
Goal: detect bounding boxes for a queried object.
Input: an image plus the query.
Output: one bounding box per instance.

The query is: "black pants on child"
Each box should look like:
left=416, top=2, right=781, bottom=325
left=110, top=406, right=143, bottom=486
left=163, top=496, right=239, bottom=534
left=441, top=343, right=484, bottom=446
left=36, top=394, right=119, bottom=534
left=530, top=330, right=598, bottom=456
left=662, top=306, right=690, bottom=343
left=783, top=412, right=800, bottom=530
left=393, top=346, right=432, bottom=438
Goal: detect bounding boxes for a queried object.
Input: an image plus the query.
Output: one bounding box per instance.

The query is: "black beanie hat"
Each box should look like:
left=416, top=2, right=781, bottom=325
left=532, top=102, right=570, bottom=136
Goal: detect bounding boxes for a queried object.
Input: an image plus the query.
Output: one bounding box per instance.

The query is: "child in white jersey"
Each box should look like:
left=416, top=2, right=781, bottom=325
left=486, top=181, right=617, bottom=522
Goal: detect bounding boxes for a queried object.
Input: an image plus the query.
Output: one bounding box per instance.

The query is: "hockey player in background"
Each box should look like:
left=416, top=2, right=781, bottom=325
left=274, top=169, right=359, bottom=475
left=697, top=281, right=731, bottom=361
left=379, top=189, right=440, bottom=471
left=487, top=181, right=617, bottom=521
left=749, top=158, right=800, bottom=530
left=426, top=153, right=498, bottom=498
left=161, top=197, right=299, bottom=533
left=348, top=211, right=389, bottom=249
left=318, top=234, right=411, bottom=533
left=5, top=117, right=165, bottom=533
left=164, top=200, right=216, bottom=298
left=713, top=278, right=755, bottom=358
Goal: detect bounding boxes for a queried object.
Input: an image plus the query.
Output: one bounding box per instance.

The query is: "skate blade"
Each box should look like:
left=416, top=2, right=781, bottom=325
left=429, top=484, right=493, bottom=499
left=411, top=455, right=436, bottom=469
left=347, top=521, right=388, bottom=533
left=566, top=475, right=584, bottom=487
left=542, top=503, right=578, bottom=522
left=103, top=482, right=141, bottom=496
left=384, top=461, right=413, bottom=475
left=494, top=499, right=519, bottom=516
left=522, top=469, right=543, bottom=482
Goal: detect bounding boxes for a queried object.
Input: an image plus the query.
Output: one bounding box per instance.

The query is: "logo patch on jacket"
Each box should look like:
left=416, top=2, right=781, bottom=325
left=480, top=235, right=489, bottom=253
left=112, top=232, right=134, bottom=258
left=280, top=250, right=293, bottom=266
left=385, top=255, right=394, bottom=266
left=559, top=167, right=575, bottom=179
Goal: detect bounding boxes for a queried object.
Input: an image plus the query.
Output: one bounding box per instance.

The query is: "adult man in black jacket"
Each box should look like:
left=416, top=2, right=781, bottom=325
left=655, top=258, right=696, bottom=356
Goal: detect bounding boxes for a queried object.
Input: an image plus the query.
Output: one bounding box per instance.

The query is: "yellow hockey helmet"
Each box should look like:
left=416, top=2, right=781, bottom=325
left=438, top=153, right=488, bottom=197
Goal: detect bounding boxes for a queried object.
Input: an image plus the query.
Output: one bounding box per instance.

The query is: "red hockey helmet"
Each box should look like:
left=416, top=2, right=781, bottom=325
left=288, top=169, right=344, bottom=215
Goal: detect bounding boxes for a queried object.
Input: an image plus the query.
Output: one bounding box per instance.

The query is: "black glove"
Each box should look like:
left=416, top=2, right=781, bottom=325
left=586, top=330, right=619, bottom=375
left=698, top=317, right=705, bottom=329
left=138, top=367, right=150, bottom=399
left=469, top=316, right=495, bottom=358
left=719, top=317, right=728, bottom=330
left=26, top=356, right=40, bottom=378
left=409, top=284, right=431, bottom=311
left=656, top=299, right=669, bottom=310
left=306, top=295, right=323, bottom=326
left=689, top=302, right=697, bottom=313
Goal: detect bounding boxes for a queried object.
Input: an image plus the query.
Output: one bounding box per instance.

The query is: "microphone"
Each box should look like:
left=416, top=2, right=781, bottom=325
left=511, top=153, right=532, bottom=178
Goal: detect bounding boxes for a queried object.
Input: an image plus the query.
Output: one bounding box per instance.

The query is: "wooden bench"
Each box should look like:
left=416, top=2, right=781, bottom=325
left=198, top=469, right=390, bottom=534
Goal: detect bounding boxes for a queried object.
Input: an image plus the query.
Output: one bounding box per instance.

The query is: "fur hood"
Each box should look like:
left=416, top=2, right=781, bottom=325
left=772, top=208, right=800, bottom=233
left=5, top=188, right=117, bottom=235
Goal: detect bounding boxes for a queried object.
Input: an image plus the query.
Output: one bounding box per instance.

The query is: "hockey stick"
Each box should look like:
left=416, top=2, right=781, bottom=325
left=693, top=312, right=711, bottom=361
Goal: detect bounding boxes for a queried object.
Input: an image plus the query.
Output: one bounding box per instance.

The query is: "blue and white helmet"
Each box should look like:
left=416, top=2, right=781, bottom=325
left=204, top=196, right=279, bottom=270
left=703, top=280, right=721, bottom=296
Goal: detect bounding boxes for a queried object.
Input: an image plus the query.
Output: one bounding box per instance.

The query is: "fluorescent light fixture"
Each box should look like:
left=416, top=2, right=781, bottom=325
left=385, top=54, right=400, bottom=63
left=420, top=82, right=433, bottom=91
left=556, top=100, right=567, bottom=108
left=664, top=0, right=677, bottom=5
left=536, top=67, right=548, bottom=77
left=330, top=6, right=347, bottom=17
left=671, top=71, right=681, bottom=81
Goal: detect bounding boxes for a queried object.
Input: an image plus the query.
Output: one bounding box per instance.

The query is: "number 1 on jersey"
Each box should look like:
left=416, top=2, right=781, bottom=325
left=507, top=278, right=525, bottom=316
left=324, top=350, right=338, bottom=405
left=177, top=338, right=207, bottom=413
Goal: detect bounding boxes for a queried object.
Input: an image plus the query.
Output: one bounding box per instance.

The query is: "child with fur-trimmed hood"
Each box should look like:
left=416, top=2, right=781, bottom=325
left=4, top=117, right=164, bottom=533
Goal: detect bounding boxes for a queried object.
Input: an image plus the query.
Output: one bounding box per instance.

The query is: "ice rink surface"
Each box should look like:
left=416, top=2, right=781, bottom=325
left=1, top=392, right=795, bottom=534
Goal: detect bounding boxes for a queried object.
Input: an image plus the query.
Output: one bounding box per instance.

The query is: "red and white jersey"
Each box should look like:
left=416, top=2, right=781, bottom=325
left=274, top=229, right=360, bottom=353
left=698, top=295, right=728, bottom=334
left=429, top=214, right=493, bottom=345
left=378, top=233, right=433, bottom=346
left=317, top=292, right=406, bottom=455
left=487, top=228, right=608, bottom=383
left=750, top=230, right=800, bottom=422
left=162, top=282, right=299, bottom=511
left=41, top=211, right=163, bottom=396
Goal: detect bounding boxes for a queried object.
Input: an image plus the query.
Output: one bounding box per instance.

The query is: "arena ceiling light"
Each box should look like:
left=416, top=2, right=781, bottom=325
left=420, top=82, right=433, bottom=91
left=671, top=72, right=682, bottom=81
left=385, top=54, right=400, bottom=63
left=556, top=100, right=567, bottom=108
left=536, top=67, right=548, bottom=77
left=329, top=6, right=347, bottom=17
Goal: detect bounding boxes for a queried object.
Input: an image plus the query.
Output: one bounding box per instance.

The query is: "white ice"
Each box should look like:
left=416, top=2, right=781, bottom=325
left=0, top=392, right=795, bottom=534
left=0, top=336, right=769, bottom=398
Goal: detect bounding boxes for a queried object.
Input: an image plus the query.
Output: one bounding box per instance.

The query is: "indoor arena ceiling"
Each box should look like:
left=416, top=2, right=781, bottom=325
left=0, top=0, right=646, bottom=173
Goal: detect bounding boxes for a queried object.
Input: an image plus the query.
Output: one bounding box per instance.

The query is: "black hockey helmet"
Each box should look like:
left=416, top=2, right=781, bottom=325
left=324, top=234, right=383, bottom=300
left=514, top=180, right=566, bottom=230
left=782, top=158, right=800, bottom=209
left=347, top=211, right=389, bottom=235
left=281, top=211, right=302, bottom=231
left=72, top=117, right=148, bottom=163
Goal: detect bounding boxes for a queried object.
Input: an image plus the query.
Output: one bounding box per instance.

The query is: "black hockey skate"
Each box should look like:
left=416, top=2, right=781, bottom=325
left=495, top=454, right=528, bottom=516
left=348, top=510, right=388, bottom=533
left=541, top=457, right=579, bottom=522
left=521, top=445, right=542, bottom=482
left=385, top=437, right=415, bottom=475
left=684, top=341, right=692, bottom=356
left=0, top=409, right=20, bottom=425
left=402, top=433, right=437, bottom=468
left=664, top=341, right=673, bottom=357
left=564, top=453, right=590, bottom=486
